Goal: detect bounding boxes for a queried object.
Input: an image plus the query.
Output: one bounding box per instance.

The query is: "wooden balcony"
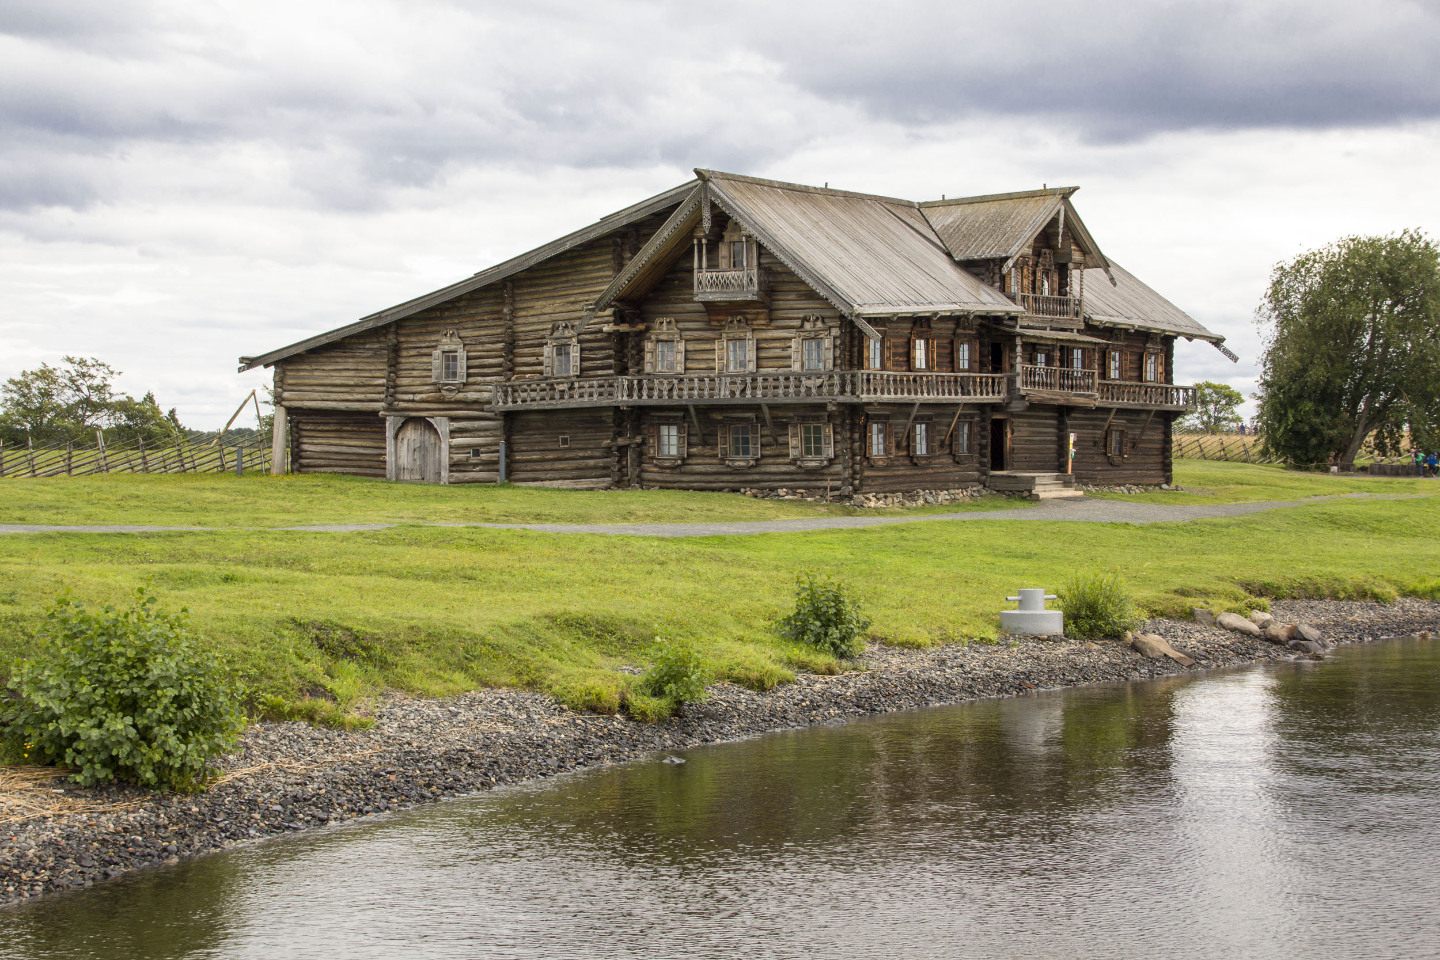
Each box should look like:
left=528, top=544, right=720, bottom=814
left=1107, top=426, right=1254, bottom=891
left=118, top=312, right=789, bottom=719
left=1017, top=292, right=1083, bottom=321
left=492, top=371, right=1008, bottom=410
left=694, top=266, right=765, bottom=302
left=1017, top=364, right=1097, bottom=399
left=1097, top=380, right=1198, bottom=410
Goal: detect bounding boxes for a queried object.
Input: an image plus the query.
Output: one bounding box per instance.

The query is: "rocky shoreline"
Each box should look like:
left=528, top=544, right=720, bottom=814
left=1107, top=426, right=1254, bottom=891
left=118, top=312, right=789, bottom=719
left=4, top=597, right=1439, bottom=908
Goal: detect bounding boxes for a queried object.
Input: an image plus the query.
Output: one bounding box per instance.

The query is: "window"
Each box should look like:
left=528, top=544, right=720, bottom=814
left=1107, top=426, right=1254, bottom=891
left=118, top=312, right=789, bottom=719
left=728, top=423, right=755, bottom=459
left=802, top=338, right=826, bottom=371
left=1071, top=348, right=1085, bottom=370
left=552, top=343, right=573, bottom=378
left=655, top=339, right=677, bottom=373
left=954, top=421, right=971, bottom=455
left=441, top=351, right=460, bottom=382
left=728, top=241, right=748, bottom=269
left=957, top=342, right=971, bottom=372
left=913, top=338, right=929, bottom=370
left=431, top=330, right=467, bottom=387
left=1034, top=351, right=1048, bottom=368
left=1108, top=350, right=1121, bottom=380
left=913, top=421, right=931, bottom=456
left=801, top=423, right=826, bottom=458
left=869, top=421, right=888, bottom=457
left=658, top=424, right=680, bottom=458
left=1144, top=353, right=1160, bottom=382
left=1107, top=427, right=1127, bottom=459
left=867, top=337, right=883, bottom=370
left=726, top=338, right=749, bottom=372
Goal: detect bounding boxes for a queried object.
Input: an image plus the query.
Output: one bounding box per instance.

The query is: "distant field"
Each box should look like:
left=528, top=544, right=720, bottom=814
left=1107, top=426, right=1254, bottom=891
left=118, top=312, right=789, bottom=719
left=1, top=462, right=1438, bottom=726
left=1091, top=460, right=1440, bottom=504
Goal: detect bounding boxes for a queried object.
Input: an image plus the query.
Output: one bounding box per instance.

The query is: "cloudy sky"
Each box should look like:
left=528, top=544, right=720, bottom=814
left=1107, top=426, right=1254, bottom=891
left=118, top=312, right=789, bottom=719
left=3, top=0, right=1438, bottom=427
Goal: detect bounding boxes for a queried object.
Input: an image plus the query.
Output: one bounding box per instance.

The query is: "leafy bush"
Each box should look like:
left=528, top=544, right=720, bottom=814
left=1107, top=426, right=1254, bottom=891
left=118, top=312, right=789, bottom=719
left=777, top=574, right=872, bottom=659
left=1058, top=573, right=1143, bottom=640
left=639, top=639, right=711, bottom=706
left=0, top=590, right=243, bottom=790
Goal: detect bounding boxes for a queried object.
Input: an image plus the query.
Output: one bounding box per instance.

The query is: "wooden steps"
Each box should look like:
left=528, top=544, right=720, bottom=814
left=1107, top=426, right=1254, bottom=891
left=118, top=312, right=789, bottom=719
left=987, top=471, right=1085, bottom=501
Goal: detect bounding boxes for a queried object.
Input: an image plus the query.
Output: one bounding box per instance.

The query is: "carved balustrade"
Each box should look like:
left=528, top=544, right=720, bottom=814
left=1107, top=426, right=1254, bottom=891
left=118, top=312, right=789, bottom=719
left=1097, top=380, right=1198, bottom=409
left=1017, top=293, right=1083, bottom=320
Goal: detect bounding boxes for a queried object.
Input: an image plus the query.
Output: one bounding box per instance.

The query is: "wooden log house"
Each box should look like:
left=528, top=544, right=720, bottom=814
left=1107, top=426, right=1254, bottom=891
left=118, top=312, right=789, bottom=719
left=240, top=171, right=1235, bottom=496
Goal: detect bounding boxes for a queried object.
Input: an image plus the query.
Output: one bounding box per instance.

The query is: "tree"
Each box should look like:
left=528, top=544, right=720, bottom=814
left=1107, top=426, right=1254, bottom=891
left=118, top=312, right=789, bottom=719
left=1255, top=231, right=1440, bottom=466
left=1182, top=381, right=1245, bottom=433
left=0, top=357, right=185, bottom=445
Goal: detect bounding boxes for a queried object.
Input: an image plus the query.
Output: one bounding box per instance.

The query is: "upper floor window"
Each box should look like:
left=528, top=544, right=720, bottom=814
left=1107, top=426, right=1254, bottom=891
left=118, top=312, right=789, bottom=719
left=957, top=341, right=972, bottom=372
left=431, top=329, right=468, bottom=389
left=913, top=338, right=929, bottom=371
left=1034, top=351, right=1048, bottom=368
left=716, top=318, right=757, bottom=374
left=1144, top=353, right=1160, bottom=382
left=645, top=317, right=685, bottom=375
left=544, top=321, right=581, bottom=379
left=1108, top=350, right=1122, bottom=380
left=793, top=315, right=833, bottom=373
left=1071, top=348, right=1085, bottom=370
left=866, top=337, right=883, bottom=370
left=728, top=241, right=748, bottom=269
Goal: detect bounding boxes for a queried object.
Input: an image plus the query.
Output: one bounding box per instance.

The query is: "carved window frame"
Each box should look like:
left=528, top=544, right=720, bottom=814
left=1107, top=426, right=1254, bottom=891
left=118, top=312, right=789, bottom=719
left=717, top=416, right=760, bottom=467
left=543, top=321, right=581, bottom=379
left=1106, top=425, right=1129, bottom=463
left=649, top=415, right=688, bottom=467
left=787, top=417, right=834, bottom=469
left=1144, top=352, right=1161, bottom=383
left=431, top=329, right=468, bottom=397
left=866, top=417, right=891, bottom=461
left=1107, top=349, right=1122, bottom=380
left=644, top=317, right=686, bottom=376
left=791, top=315, right=834, bottom=373
left=716, top=318, right=758, bottom=374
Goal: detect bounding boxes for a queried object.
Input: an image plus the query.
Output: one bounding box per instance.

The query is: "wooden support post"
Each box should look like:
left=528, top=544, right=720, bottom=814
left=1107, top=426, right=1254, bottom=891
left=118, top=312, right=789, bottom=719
left=217, top=442, right=227, bottom=472
left=96, top=430, right=108, bottom=473
left=27, top=436, right=37, bottom=477
left=270, top=404, right=288, bottom=475
left=901, top=401, right=922, bottom=440
left=687, top=404, right=703, bottom=445
left=760, top=403, right=775, bottom=443
left=66, top=442, right=73, bottom=476
left=943, top=406, right=964, bottom=446
left=0, top=439, right=5, bottom=477
left=139, top=437, right=149, bottom=473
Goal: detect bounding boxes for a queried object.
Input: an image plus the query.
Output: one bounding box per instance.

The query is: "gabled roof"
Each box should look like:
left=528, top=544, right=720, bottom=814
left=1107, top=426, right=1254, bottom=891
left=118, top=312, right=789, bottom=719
left=920, top=188, right=1109, bottom=270
left=238, top=180, right=698, bottom=371
left=585, top=170, right=1020, bottom=333
left=1083, top=262, right=1233, bottom=357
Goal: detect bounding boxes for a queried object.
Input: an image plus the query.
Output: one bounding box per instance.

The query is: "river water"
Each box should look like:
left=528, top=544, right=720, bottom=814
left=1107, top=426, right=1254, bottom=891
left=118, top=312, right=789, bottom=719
left=3, top=638, right=1439, bottom=959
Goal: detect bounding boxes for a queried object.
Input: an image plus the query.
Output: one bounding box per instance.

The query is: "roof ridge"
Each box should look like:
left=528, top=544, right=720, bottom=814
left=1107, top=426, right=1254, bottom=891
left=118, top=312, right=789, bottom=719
left=920, top=186, right=1079, bottom=208
left=695, top=169, right=918, bottom=208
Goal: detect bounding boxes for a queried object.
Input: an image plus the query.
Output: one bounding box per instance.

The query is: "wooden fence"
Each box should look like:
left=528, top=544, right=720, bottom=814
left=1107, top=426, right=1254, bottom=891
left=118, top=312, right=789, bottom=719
left=0, top=432, right=271, bottom=479
left=1172, top=432, right=1422, bottom=472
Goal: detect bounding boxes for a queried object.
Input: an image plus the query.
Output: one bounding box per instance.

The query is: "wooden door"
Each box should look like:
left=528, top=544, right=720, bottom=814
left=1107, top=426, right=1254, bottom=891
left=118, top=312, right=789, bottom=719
left=395, top=418, right=444, bottom=483
left=990, top=418, right=1008, bottom=471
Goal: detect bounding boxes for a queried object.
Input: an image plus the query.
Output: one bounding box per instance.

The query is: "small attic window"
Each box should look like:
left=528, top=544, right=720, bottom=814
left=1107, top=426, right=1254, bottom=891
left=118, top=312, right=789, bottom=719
left=431, top=330, right=467, bottom=389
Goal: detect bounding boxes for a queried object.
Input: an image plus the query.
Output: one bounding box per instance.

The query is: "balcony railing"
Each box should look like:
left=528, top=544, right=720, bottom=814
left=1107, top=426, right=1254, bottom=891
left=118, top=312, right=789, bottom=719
left=1018, top=364, right=1097, bottom=395
left=694, top=266, right=763, bottom=301
left=492, top=371, right=1009, bottom=410
left=1017, top=293, right=1083, bottom=320
left=1097, top=380, right=1198, bottom=409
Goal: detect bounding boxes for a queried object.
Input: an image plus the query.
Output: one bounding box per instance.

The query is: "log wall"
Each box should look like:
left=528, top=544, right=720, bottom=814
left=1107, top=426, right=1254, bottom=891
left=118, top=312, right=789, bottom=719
left=1070, top=408, right=1171, bottom=485
left=289, top=410, right=386, bottom=477
left=857, top=405, right=985, bottom=493
left=506, top=410, right=613, bottom=487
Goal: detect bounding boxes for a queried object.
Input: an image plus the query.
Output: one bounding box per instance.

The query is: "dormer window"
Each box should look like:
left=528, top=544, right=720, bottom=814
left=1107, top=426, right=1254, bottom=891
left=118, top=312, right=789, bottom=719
left=544, top=321, right=581, bottom=378
left=694, top=221, right=765, bottom=302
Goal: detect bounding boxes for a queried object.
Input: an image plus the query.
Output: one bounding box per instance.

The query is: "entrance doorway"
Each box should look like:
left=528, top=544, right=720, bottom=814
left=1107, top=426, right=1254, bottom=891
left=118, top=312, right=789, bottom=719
left=395, top=418, right=445, bottom=483
left=989, top=341, right=1006, bottom=373
left=990, top=418, right=1008, bottom=472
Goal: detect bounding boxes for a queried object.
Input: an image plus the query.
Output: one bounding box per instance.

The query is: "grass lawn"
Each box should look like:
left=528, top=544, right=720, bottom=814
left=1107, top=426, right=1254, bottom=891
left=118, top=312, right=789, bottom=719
left=0, top=473, right=1028, bottom=527
left=1091, top=460, right=1440, bottom=504
left=2, top=464, right=1438, bottom=725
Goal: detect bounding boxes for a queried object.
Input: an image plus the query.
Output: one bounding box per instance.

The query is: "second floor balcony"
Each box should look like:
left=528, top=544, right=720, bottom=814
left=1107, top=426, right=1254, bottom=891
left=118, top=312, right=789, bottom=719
left=694, top=266, right=765, bottom=302
left=1016, top=292, right=1083, bottom=321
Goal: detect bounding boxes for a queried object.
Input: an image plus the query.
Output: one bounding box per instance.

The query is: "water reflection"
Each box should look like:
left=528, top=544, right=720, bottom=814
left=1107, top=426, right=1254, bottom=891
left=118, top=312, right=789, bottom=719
left=4, top=639, right=1438, bottom=959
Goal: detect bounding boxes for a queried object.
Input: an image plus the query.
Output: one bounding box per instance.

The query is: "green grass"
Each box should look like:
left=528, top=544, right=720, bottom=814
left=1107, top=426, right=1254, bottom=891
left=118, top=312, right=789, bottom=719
left=2, top=472, right=1438, bottom=725
left=1088, top=460, right=1440, bottom=504
left=0, top=473, right=1029, bottom=527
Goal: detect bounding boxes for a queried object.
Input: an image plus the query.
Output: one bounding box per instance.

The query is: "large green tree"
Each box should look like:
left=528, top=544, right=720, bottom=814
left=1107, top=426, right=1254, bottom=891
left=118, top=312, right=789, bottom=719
left=1256, top=230, right=1440, bottom=466
left=0, top=357, right=185, bottom=445
left=1182, top=381, right=1246, bottom=433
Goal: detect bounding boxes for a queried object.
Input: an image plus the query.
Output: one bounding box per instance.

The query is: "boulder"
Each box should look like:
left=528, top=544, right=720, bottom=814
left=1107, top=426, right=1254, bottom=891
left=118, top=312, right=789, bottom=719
left=1261, top=624, right=1295, bottom=645
left=1295, top=623, right=1324, bottom=644
left=1216, top=612, right=1262, bottom=637
left=1288, top=639, right=1325, bottom=655
left=1248, top=610, right=1276, bottom=629
left=1131, top=633, right=1198, bottom=667
left=1192, top=607, right=1217, bottom=627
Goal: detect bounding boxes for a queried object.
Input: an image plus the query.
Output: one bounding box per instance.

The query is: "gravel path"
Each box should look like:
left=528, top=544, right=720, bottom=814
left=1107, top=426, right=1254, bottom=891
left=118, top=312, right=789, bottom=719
left=0, top=492, right=1426, bottom=538
left=3, top=598, right=1437, bottom=907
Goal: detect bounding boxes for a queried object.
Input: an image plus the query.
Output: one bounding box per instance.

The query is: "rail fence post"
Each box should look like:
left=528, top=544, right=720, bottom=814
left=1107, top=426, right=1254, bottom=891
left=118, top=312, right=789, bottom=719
left=66, top=441, right=73, bottom=475
left=27, top=435, right=37, bottom=477
left=236, top=445, right=244, bottom=476
left=96, top=430, right=108, bottom=473
left=139, top=437, right=149, bottom=473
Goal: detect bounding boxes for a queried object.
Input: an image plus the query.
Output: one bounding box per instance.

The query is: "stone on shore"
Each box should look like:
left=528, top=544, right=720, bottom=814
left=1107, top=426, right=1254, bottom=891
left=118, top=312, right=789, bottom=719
left=1288, top=638, right=1325, bottom=655
left=1295, top=624, right=1324, bottom=644
left=1249, top=610, right=1276, bottom=629
left=1216, top=612, right=1262, bottom=637
left=1192, top=607, right=1217, bottom=627
left=1129, top=632, right=1198, bottom=666
left=1262, top=624, right=1296, bottom=645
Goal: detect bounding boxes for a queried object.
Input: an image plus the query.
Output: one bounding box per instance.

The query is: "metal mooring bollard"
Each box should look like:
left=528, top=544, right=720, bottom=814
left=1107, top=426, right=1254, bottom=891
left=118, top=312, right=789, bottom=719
left=1000, top=588, right=1063, bottom=636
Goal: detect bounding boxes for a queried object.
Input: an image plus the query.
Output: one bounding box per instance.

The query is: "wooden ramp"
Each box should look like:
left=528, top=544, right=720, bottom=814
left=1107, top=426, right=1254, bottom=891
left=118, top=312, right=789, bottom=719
left=987, top=471, right=1085, bottom=501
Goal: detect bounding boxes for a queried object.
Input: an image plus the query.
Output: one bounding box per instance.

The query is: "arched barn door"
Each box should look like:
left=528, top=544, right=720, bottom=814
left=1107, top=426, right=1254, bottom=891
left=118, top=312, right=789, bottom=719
left=394, top=418, right=445, bottom=483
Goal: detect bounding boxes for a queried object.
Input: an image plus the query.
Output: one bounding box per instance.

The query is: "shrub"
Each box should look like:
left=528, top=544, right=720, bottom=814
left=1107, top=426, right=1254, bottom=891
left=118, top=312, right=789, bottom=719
left=639, top=639, right=711, bottom=706
left=0, top=590, right=243, bottom=790
left=777, top=574, right=872, bottom=659
left=1058, top=573, right=1143, bottom=640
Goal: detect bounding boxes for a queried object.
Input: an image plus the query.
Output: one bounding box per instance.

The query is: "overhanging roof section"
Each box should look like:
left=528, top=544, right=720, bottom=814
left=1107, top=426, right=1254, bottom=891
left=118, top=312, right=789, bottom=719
left=1083, top=262, right=1234, bottom=359
left=920, top=188, right=1109, bottom=271
left=700, top=170, right=1021, bottom=319
left=238, top=180, right=698, bottom=371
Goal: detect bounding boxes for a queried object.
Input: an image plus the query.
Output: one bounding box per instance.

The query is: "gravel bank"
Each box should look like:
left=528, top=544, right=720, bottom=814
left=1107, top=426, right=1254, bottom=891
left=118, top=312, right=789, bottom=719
left=4, top=597, right=1438, bottom=907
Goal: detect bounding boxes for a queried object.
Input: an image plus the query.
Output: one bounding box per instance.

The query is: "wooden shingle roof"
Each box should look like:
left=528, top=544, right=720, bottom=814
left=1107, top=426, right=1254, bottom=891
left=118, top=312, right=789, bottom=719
left=919, top=188, right=1108, bottom=269
left=1083, top=262, right=1233, bottom=356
